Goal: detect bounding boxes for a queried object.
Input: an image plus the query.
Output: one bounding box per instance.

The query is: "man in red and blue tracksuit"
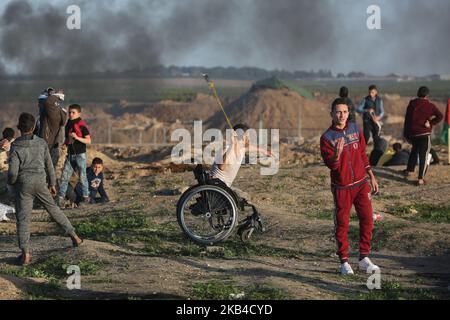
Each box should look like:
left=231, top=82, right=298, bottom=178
left=320, top=97, right=380, bottom=275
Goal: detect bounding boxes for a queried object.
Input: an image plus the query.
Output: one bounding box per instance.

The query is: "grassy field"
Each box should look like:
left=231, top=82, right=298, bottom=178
left=296, top=79, right=450, bottom=101
left=1, top=77, right=448, bottom=105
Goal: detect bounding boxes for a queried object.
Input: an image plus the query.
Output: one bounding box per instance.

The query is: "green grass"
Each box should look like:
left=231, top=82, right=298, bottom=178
left=74, top=210, right=153, bottom=243
left=355, top=280, right=445, bottom=300
left=0, top=255, right=106, bottom=281
left=192, top=280, right=288, bottom=300
left=387, top=203, right=450, bottom=223
left=0, top=78, right=248, bottom=104
left=348, top=221, right=405, bottom=252
left=73, top=205, right=307, bottom=259
left=162, top=88, right=197, bottom=102
left=309, top=210, right=359, bottom=222
left=296, top=79, right=450, bottom=102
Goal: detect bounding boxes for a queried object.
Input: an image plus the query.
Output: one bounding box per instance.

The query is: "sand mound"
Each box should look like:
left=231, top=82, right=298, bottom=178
left=134, top=93, right=218, bottom=123
left=207, top=88, right=302, bottom=133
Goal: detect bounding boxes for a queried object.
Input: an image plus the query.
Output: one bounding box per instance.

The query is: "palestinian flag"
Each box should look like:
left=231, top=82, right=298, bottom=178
left=441, top=98, right=450, bottom=144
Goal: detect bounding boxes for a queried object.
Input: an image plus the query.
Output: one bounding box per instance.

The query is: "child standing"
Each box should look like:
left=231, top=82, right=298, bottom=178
left=57, top=104, right=92, bottom=208
left=8, top=113, right=82, bottom=265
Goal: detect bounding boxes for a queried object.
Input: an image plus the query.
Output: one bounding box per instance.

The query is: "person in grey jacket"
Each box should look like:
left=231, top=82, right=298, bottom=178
left=8, top=113, right=83, bottom=266
left=357, top=85, right=385, bottom=144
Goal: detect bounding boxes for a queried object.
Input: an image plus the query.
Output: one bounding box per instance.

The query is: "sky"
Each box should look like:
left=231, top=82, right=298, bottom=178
left=0, top=0, right=449, bottom=76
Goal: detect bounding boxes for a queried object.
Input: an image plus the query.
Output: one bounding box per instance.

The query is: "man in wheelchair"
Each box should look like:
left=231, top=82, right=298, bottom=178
left=190, top=124, right=273, bottom=240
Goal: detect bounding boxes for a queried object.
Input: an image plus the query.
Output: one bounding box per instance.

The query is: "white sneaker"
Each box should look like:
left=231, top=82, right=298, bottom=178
left=340, top=262, right=355, bottom=275
left=359, top=257, right=380, bottom=273
left=0, top=216, right=10, bottom=222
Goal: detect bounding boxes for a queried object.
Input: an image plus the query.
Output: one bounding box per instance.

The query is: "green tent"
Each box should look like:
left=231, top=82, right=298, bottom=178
left=251, top=76, right=314, bottom=99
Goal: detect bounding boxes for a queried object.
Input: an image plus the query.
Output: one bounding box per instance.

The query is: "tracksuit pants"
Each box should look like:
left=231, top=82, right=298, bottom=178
left=406, top=135, right=431, bottom=180
left=332, top=181, right=374, bottom=262
left=14, top=177, right=77, bottom=253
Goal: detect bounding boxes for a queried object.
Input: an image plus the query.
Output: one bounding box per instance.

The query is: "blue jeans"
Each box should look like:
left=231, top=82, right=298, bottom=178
left=58, top=153, right=89, bottom=198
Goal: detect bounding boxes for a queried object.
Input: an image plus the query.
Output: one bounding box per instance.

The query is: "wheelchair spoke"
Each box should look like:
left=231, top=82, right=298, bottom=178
left=178, top=185, right=238, bottom=244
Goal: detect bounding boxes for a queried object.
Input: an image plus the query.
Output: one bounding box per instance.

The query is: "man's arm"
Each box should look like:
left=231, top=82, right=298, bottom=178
left=356, top=98, right=366, bottom=114
left=376, top=98, right=385, bottom=119
left=248, top=144, right=273, bottom=158
left=7, top=149, right=20, bottom=185
left=320, top=136, right=342, bottom=171
left=72, top=134, right=91, bottom=145
left=72, top=126, right=92, bottom=145
left=430, top=104, right=444, bottom=126
left=358, top=129, right=371, bottom=171
left=359, top=128, right=379, bottom=193
left=98, top=179, right=109, bottom=201
left=403, top=103, right=412, bottom=142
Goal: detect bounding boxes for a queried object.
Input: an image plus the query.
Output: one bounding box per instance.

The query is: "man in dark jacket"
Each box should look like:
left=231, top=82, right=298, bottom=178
left=403, top=86, right=443, bottom=185
left=357, top=85, right=384, bottom=144
left=8, top=113, right=82, bottom=265
left=37, top=89, right=67, bottom=168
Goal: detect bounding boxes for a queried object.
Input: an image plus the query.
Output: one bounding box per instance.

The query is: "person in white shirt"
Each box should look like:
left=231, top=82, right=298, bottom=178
left=210, top=124, right=273, bottom=200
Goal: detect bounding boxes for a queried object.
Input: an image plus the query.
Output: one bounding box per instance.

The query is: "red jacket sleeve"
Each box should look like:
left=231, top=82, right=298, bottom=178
left=359, top=129, right=371, bottom=170
left=320, top=136, right=340, bottom=171
left=430, top=103, right=444, bottom=126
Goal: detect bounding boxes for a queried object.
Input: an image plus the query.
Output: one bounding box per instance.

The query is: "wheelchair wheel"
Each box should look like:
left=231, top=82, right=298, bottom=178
left=177, top=185, right=238, bottom=245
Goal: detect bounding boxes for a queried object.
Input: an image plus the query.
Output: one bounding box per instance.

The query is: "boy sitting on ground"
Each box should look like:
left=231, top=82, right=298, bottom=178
left=67, top=157, right=110, bottom=206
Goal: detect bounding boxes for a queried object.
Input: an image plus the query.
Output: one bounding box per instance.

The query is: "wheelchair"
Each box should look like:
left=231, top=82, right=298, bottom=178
left=176, top=165, right=265, bottom=245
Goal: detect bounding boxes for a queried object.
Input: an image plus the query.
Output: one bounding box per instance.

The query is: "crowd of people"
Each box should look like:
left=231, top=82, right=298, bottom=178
left=0, top=88, right=110, bottom=265
left=0, top=83, right=445, bottom=273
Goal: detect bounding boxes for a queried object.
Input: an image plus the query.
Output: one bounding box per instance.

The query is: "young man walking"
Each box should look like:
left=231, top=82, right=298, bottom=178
left=357, top=85, right=384, bottom=144
left=320, top=98, right=380, bottom=275
left=8, top=113, right=83, bottom=265
left=403, top=86, right=443, bottom=185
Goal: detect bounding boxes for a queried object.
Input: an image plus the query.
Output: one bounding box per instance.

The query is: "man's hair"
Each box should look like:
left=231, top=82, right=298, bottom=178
left=393, top=143, right=402, bottom=151
left=339, top=86, right=349, bottom=98
left=417, top=86, right=430, bottom=98
left=368, top=85, right=377, bottom=91
left=233, top=124, right=249, bottom=132
left=46, top=87, right=55, bottom=94
left=69, top=104, right=82, bottom=113
left=92, top=157, right=104, bottom=166
left=331, top=97, right=349, bottom=112
left=18, top=113, right=36, bottom=133
left=2, top=128, right=15, bottom=140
